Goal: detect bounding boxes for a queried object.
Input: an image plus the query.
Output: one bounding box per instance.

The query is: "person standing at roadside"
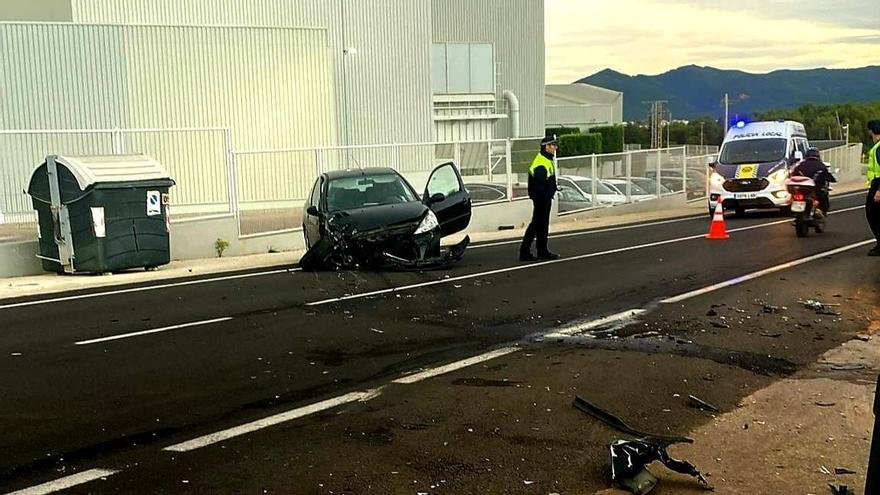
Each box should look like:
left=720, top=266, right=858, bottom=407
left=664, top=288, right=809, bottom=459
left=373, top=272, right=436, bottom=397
left=866, top=120, right=880, bottom=256
left=520, top=135, right=561, bottom=261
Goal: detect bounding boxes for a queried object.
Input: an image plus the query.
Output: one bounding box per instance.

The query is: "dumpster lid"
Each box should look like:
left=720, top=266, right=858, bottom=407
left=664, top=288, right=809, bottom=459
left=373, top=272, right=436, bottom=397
left=32, top=154, right=173, bottom=191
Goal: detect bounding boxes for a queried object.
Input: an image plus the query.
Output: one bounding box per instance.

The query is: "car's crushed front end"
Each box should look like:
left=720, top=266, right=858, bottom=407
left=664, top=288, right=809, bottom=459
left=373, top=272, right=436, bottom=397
left=300, top=210, right=469, bottom=271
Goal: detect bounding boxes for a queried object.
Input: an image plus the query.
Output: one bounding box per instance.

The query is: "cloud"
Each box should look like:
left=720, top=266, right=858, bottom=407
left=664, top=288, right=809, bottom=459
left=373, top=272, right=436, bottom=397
left=545, top=0, right=880, bottom=82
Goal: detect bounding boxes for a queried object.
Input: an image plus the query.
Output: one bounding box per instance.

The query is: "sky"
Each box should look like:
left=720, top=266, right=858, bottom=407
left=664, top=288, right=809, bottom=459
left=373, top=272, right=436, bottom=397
left=545, top=0, right=880, bottom=82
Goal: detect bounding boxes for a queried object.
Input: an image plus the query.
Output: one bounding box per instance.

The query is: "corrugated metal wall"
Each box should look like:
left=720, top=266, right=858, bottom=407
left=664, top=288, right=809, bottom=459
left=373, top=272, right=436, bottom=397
left=545, top=104, right=616, bottom=129
left=431, top=0, right=545, bottom=139
left=0, top=22, right=334, bottom=215
left=70, top=0, right=436, bottom=146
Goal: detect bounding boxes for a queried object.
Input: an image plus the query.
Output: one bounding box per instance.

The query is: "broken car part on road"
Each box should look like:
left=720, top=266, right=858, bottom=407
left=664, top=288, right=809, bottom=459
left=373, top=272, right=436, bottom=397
left=572, top=396, right=711, bottom=493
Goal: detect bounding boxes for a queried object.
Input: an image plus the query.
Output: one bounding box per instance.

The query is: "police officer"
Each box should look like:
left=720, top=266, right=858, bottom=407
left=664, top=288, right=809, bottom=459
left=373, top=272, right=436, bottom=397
left=866, top=120, right=880, bottom=256
left=520, top=135, right=561, bottom=261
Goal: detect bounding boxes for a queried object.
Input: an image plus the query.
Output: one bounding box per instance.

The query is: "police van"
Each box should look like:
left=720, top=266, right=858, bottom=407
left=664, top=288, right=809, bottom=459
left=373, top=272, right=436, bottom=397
left=707, top=120, right=810, bottom=216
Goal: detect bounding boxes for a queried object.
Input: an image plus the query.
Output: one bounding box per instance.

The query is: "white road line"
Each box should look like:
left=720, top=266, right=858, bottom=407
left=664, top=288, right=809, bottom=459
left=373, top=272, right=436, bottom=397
left=661, top=239, right=876, bottom=304
left=0, top=268, right=298, bottom=311
left=392, top=347, right=522, bottom=384
left=74, top=317, right=233, bottom=346
left=6, top=469, right=118, bottom=495
left=306, top=206, right=864, bottom=307
left=154, top=231, right=874, bottom=454
left=544, top=309, right=646, bottom=338
left=163, top=390, right=380, bottom=452
left=472, top=216, right=702, bottom=249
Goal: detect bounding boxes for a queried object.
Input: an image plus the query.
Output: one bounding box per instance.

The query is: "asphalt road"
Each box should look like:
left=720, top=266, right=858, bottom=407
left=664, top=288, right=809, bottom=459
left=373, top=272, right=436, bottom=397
left=1, top=190, right=877, bottom=493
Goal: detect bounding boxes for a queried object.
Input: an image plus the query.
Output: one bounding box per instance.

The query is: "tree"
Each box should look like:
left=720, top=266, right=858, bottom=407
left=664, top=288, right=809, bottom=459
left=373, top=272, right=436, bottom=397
left=754, top=101, right=880, bottom=152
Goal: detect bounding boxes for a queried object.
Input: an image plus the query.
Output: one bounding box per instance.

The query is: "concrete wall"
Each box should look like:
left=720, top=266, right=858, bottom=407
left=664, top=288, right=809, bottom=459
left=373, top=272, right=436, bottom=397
left=169, top=216, right=304, bottom=261
left=557, top=193, right=687, bottom=221
left=0, top=0, right=72, bottom=21
left=0, top=241, right=43, bottom=277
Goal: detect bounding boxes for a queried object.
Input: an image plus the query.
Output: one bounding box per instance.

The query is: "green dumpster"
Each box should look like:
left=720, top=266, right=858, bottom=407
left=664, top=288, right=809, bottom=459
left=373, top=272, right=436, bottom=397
left=27, top=154, right=176, bottom=274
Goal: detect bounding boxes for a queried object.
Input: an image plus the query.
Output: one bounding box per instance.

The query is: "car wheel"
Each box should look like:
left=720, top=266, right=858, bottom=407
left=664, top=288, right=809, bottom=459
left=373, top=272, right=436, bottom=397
left=735, top=207, right=746, bottom=217
left=779, top=206, right=792, bottom=216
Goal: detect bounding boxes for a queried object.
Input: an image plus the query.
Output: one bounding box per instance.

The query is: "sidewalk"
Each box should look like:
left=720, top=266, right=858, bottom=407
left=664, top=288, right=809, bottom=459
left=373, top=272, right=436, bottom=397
left=0, top=181, right=867, bottom=301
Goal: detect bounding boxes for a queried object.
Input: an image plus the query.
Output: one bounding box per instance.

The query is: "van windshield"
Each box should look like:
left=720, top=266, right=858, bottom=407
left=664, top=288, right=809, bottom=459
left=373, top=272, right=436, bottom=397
left=719, top=139, right=787, bottom=165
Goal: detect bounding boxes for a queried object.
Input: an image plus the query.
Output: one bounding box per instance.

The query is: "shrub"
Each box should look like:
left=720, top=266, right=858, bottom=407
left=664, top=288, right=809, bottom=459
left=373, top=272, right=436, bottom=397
left=558, top=133, right=603, bottom=157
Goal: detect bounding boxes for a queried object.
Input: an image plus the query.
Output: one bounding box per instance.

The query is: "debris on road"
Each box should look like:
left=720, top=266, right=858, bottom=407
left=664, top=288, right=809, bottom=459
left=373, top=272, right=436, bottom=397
left=572, top=396, right=710, bottom=493
left=815, top=401, right=836, bottom=407
left=610, top=439, right=711, bottom=494
left=820, top=465, right=832, bottom=475
left=826, top=363, right=868, bottom=371
left=573, top=396, right=691, bottom=443
left=710, top=321, right=730, bottom=329
left=760, top=332, right=782, bottom=338
left=828, top=483, right=855, bottom=495
left=688, top=395, right=720, bottom=413
left=834, top=467, right=857, bottom=475
left=799, top=299, right=842, bottom=316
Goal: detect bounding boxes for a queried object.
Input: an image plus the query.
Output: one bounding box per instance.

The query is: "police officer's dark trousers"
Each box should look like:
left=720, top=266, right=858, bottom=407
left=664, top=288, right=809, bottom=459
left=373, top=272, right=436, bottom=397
left=521, top=197, right=552, bottom=255
left=868, top=181, right=880, bottom=247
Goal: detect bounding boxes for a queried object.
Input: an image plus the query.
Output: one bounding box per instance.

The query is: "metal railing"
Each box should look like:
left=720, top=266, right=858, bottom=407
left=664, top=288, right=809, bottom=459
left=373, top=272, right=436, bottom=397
left=0, top=127, right=233, bottom=243
left=2, top=127, right=863, bottom=244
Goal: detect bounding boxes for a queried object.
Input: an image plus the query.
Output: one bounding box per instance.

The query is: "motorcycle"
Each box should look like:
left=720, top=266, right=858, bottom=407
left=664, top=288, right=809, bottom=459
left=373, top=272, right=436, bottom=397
left=785, top=176, right=827, bottom=237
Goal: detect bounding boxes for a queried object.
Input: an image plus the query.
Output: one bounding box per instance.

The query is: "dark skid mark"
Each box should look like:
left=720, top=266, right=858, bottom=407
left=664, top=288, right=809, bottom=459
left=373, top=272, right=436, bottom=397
left=451, top=377, right=520, bottom=387
left=544, top=336, right=798, bottom=376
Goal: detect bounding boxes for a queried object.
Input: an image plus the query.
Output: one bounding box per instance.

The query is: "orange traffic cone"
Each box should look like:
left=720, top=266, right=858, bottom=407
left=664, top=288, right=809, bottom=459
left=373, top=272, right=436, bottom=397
left=706, top=202, right=730, bottom=240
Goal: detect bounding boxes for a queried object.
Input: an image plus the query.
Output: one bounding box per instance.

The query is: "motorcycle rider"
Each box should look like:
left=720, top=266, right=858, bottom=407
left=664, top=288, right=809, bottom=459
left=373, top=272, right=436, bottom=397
left=791, top=147, right=835, bottom=214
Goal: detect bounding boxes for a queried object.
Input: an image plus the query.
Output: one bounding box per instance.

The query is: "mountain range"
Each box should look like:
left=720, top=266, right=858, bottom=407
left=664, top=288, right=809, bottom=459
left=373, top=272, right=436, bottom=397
left=577, top=65, right=880, bottom=121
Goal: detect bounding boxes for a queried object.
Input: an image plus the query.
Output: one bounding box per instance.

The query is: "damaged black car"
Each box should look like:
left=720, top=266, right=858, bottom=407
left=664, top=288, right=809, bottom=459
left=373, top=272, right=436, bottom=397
left=299, top=163, right=472, bottom=271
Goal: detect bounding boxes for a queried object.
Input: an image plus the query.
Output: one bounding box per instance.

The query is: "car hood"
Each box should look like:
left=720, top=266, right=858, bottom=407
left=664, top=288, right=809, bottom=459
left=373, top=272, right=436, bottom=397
left=714, top=160, right=786, bottom=180
left=329, top=202, right=428, bottom=235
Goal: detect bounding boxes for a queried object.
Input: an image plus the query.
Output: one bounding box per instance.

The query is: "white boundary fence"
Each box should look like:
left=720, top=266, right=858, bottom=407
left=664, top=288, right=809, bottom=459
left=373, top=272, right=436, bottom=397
left=0, top=126, right=862, bottom=243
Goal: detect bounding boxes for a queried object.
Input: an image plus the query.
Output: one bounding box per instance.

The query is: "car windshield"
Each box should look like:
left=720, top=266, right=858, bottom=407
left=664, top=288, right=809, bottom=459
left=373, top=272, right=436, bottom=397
left=632, top=179, right=670, bottom=194
left=559, top=185, right=590, bottom=202
left=609, top=181, right=649, bottom=195
left=326, top=173, right=417, bottom=211
left=719, top=139, right=787, bottom=164
left=574, top=179, right=616, bottom=195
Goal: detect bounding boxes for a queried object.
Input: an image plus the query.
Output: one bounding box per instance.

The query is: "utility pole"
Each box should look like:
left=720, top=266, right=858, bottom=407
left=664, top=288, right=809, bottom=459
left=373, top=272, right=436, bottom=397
left=643, top=100, right=669, bottom=149
left=723, top=93, right=729, bottom=131
left=666, top=111, right=671, bottom=149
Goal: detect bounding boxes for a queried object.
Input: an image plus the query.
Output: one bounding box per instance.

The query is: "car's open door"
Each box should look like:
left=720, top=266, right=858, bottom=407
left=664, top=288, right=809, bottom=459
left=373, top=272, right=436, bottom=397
left=423, top=162, right=471, bottom=236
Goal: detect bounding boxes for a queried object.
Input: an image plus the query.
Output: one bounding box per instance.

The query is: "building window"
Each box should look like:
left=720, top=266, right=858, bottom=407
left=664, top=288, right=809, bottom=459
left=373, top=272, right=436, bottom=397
left=432, top=42, right=494, bottom=94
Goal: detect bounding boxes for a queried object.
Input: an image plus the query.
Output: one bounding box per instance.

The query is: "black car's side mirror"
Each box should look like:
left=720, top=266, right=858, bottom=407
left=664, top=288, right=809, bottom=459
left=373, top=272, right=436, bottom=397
left=428, top=193, right=446, bottom=204
left=306, top=206, right=320, bottom=216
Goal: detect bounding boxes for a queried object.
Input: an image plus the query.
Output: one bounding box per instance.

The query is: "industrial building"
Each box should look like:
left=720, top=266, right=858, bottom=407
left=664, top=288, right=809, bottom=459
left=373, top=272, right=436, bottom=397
left=545, top=82, right=623, bottom=131
left=0, top=0, right=545, bottom=146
